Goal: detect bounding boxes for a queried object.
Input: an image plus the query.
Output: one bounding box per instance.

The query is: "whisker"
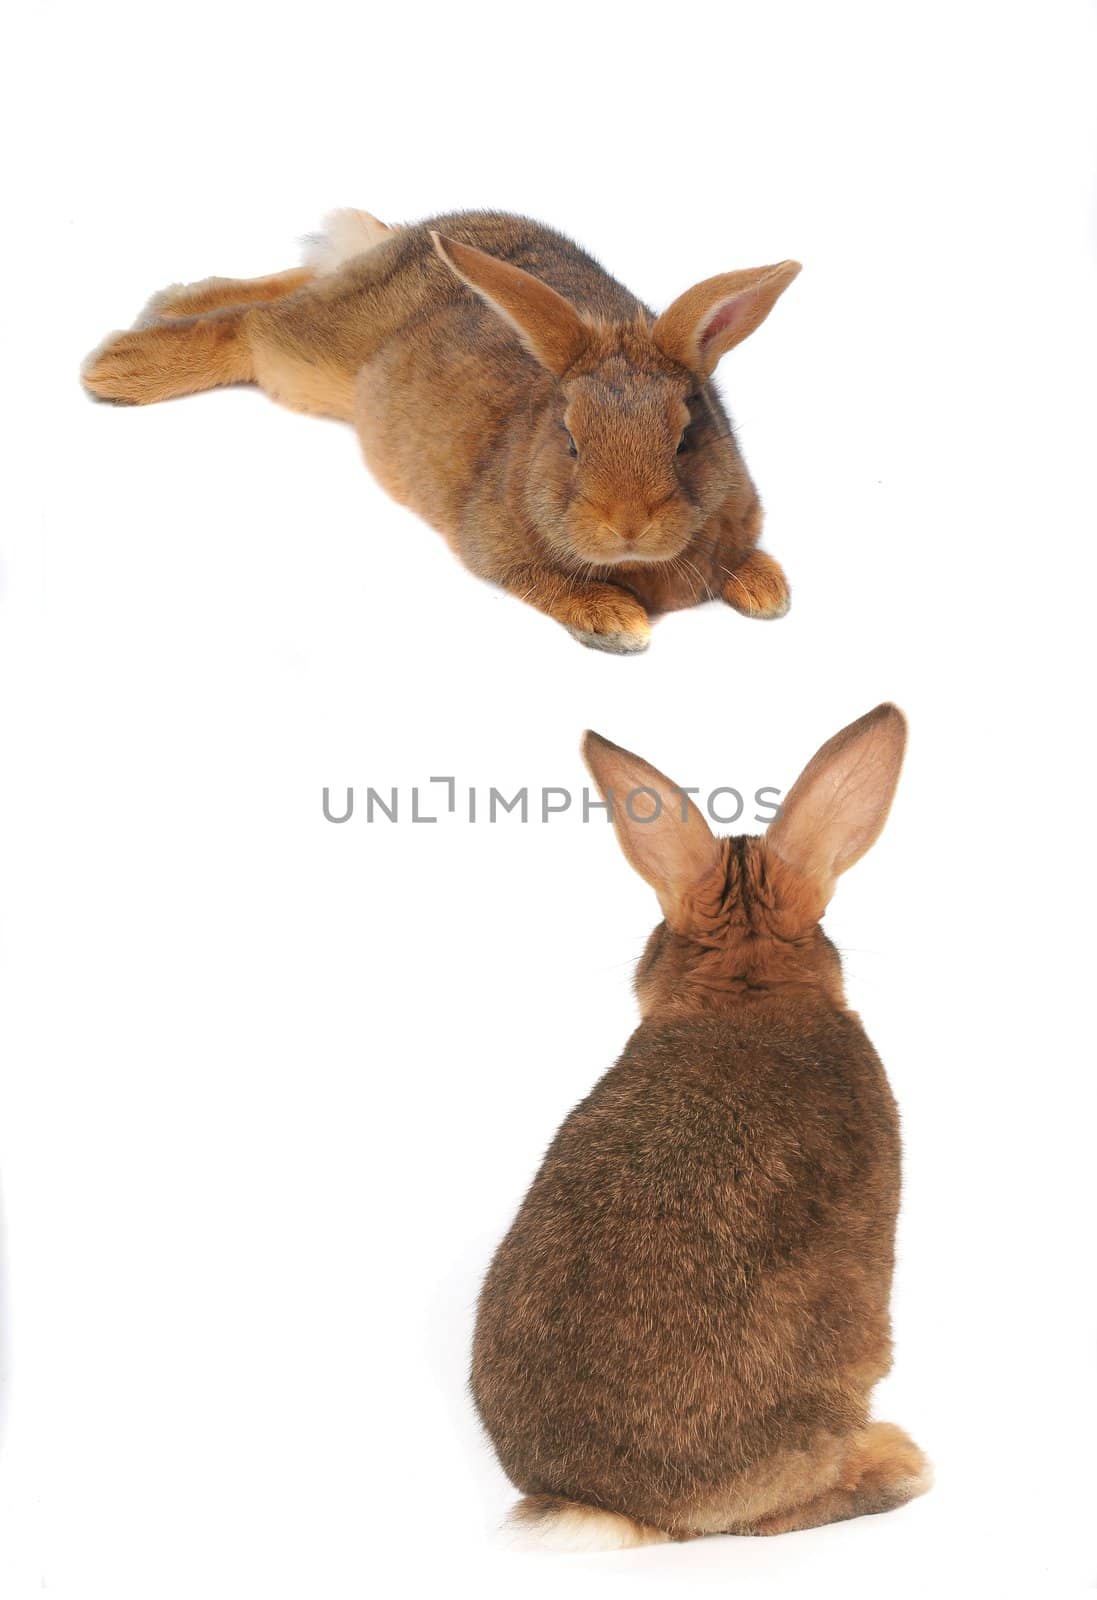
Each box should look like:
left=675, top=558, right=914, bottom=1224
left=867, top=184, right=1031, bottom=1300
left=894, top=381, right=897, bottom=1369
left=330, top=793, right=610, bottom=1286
left=672, top=552, right=713, bottom=600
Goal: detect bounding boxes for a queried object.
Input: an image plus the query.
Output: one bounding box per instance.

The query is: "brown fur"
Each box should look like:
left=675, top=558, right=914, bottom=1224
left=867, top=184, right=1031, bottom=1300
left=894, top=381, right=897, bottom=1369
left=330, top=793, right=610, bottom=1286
left=471, top=706, right=930, bottom=1543
left=81, top=211, right=800, bottom=651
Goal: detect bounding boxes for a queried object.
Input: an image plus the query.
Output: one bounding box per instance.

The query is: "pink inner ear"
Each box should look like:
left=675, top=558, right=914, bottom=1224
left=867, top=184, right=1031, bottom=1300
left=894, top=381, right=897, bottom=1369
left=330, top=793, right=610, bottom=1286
left=699, top=294, right=744, bottom=352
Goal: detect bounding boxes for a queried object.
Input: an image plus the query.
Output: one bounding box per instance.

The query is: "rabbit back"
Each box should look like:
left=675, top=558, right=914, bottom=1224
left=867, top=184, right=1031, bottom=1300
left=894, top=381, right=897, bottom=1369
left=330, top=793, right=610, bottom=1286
left=310, top=212, right=644, bottom=534
left=471, top=999, right=900, bottom=1528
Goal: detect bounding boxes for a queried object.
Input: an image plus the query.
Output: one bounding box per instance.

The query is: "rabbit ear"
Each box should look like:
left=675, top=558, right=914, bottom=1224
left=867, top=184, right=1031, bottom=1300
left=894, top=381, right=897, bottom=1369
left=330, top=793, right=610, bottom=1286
left=431, top=233, right=586, bottom=376
left=583, top=731, right=722, bottom=926
left=652, top=261, right=801, bottom=377
left=766, top=704, right=907, bottom=906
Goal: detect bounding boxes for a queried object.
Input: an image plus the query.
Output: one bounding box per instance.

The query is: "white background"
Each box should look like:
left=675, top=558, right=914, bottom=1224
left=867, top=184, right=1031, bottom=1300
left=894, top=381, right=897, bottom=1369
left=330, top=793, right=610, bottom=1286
left=2, top=2, right=1095, bottom=1594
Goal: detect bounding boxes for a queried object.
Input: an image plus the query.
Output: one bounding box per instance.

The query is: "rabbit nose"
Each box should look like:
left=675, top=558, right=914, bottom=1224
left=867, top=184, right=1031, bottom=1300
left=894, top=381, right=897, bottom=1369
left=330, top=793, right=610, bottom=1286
left=609, top=508, right=651, bottom=543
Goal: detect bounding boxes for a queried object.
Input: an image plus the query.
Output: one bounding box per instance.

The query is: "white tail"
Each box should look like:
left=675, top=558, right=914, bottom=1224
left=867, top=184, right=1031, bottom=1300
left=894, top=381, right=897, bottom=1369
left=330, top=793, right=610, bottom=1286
left=505, top=1495, right=667, bottom=1552
left=304, top=209, right=394, bottom=275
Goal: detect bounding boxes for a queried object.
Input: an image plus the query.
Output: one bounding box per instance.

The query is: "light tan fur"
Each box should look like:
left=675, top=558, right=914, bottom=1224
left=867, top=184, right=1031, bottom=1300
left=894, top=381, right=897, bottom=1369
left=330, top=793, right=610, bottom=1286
left=83, top=210, right=800, bottom=648
left=304, top=209, right=394, bottom=275
left=509, top=1421, right=931, bottom=1549
left=137, top=268, right=317, bottom=326
left=507, top=1496, right=668, bottom=1551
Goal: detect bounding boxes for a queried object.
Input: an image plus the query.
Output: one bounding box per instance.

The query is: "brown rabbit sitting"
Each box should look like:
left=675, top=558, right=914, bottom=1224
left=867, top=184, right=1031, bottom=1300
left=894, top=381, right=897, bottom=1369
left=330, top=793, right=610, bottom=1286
left=82, top=210, right=800, bottom=652
left=472, top=705, right=930, bottom=1545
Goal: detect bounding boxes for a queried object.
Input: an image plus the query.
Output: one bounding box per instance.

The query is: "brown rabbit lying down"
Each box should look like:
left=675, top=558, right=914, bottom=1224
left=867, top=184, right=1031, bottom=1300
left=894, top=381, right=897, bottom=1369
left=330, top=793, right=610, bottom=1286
left=472, top=705, right=930, bottom=1546
left=82, top=210, right=800, bottom=653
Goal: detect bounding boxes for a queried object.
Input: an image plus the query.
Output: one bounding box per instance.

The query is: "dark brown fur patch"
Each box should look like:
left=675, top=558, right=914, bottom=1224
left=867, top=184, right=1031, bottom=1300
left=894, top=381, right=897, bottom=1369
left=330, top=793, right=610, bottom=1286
left=472, top=714, right=927, bottom=1539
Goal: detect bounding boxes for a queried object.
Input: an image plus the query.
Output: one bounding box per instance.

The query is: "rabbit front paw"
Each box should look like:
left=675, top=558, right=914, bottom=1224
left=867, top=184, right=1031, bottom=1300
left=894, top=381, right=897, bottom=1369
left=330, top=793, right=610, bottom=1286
left=722, top=549, right=790, bottom=619
left=563, top=590, right=651, bottom=654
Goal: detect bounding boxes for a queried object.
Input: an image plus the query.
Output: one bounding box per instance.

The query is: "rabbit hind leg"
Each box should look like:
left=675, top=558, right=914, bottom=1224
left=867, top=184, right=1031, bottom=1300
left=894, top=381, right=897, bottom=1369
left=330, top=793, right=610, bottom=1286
left=743, top=1423, right=931, bottom=1536
left=139, top=268, right=316, bottom=325
left=84, top=290, right=363, bottom=417
left=244, top=293, right=365, bottom=420
left=82, top=266, right=321, bottom=404
left=82, top=308, right=255, bottom=405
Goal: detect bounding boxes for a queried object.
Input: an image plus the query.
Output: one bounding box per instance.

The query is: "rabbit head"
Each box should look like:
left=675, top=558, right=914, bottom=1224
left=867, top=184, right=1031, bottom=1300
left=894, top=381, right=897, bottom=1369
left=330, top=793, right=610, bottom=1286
left=583, top=705, right=907, bottom=1018
left=432, top=233, right=800, bottom=569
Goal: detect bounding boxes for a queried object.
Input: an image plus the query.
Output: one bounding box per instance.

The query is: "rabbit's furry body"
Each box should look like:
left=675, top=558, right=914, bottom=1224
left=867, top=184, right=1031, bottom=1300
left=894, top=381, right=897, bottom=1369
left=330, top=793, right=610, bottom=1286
left=83, top=210, right=799, bottom=651
left=473, top=710, right=930, bottom=1544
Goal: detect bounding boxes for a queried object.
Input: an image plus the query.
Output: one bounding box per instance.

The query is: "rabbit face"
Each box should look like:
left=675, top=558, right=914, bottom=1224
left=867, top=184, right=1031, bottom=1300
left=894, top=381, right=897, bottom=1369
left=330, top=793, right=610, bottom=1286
left=560, top=381, right=694, bottom=563
left=530, top=341, right=740, bottom=570
left=555, top=379, right=703, bottom=565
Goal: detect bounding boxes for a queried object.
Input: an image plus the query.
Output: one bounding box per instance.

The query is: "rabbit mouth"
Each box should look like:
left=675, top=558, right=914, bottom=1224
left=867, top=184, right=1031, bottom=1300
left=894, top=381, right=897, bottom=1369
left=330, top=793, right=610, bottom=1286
left=565, top=491, right=695, bottom=567
left=573, top=526, right=695, bottom=567
left=593, top=544, right=681, bottom=567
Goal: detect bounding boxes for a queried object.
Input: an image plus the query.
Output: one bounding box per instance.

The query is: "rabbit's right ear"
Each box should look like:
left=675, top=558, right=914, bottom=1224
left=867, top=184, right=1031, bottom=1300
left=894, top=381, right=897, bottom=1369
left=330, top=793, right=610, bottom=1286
left=766, top=704, right=908, bottom=906
left=583, top=732, right=722, bottom=927
left=431, top=233, right=586, bottom=377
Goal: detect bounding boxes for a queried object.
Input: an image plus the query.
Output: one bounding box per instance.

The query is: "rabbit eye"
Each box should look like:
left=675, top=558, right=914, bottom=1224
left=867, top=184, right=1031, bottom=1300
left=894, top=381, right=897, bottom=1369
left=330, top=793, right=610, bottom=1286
left=676, top=430, right=690, bottom=455
left=565, top=432, right=578, bottom=458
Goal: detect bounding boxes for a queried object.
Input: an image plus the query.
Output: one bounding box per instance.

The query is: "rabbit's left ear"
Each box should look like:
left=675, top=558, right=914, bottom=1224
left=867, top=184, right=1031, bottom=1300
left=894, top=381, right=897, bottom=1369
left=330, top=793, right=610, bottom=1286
left=583, top=731, right=723, bottom=928
left=431, top=233, right=586, bottom=376
left=765, top=704, right=907, bottom=907
left=653, top=260, right=801, bottom=377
